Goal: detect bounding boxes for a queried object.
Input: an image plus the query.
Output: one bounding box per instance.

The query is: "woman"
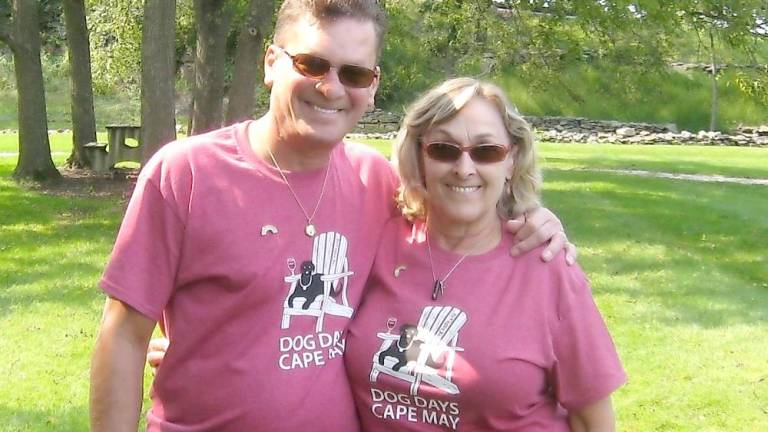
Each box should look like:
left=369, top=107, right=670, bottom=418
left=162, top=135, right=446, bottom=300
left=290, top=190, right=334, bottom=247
left=344, top=78, right=626, bottom=431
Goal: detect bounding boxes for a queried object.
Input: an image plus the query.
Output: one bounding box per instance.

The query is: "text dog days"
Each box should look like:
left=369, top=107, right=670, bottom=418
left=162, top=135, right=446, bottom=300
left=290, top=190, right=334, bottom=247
left=279, top=330, right=345, bottom=370
left=371, top=388, right=460, bottom=430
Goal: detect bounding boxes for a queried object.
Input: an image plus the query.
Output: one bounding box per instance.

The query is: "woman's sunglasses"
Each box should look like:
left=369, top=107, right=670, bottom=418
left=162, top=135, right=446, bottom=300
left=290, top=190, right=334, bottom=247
left=275, top=46, right=378, bottom=88
left=423, top=142, right=511, bottom=164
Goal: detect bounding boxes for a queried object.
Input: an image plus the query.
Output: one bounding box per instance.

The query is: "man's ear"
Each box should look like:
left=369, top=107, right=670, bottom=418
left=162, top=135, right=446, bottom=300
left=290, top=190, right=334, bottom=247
left=367, top=66, right=381, bottom=108
left=263, top=44, right=280, bottom=89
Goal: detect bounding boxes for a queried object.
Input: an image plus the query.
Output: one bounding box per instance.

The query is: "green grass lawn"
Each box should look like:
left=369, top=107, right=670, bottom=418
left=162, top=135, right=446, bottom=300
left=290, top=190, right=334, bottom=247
left=0, top=132, right=109, bottom=154
left=1, top=143, right=767, bottom=431
left=544, top=169, right=768, bottom=430
left=0, top=154, right=153, bottom=431
left=538, top=142, right=768, bottom=179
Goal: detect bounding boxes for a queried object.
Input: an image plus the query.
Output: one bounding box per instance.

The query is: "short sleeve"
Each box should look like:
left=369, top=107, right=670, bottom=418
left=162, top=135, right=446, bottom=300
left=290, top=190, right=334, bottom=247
left=550, top=268, right=627, bottom=410
left=99, top=156, right=187, bottom=322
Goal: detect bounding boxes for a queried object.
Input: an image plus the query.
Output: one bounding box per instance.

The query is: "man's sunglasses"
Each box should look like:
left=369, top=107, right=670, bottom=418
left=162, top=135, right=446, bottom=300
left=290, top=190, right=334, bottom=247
left=275, top=46, right=378, bottom=88
left=422, top=142, right=511, bottom=164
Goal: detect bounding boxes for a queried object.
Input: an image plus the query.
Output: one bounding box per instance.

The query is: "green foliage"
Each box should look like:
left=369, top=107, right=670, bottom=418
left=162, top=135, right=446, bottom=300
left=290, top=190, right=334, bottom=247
left=497, top=62, right=768, bottom=131
left=377, top=0, right=676, bottom=108
left=667, top=0, right=768, bottom=106
left=0, top=0, right=10, bottom=20
left=376, top=0, right=767, bottom=126
left=86, top=0, right=197, bottom=95
left=175, top=0, right=197, bottom=67
left=39, top=0, right=66, bottom=50
left=0, top=53, right=13, bottom=91
left=87, top=0, right=143, bottom=94
left=734, top=67, right=768, bottom=105
left=376, top=1, right=441, bottom=108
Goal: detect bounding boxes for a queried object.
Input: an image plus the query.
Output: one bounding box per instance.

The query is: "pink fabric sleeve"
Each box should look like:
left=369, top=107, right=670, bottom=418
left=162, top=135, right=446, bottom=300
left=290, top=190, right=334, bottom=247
left=99, top=157, right=187, bottom=322
left=551, top=266, right=627, bottom=410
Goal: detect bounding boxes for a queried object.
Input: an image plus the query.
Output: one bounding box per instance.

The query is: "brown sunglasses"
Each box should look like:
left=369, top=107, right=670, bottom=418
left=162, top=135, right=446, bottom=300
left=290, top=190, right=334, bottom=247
left=422, top=141, right=511, bottom=164
left=276, top=46, right=378, bottom=88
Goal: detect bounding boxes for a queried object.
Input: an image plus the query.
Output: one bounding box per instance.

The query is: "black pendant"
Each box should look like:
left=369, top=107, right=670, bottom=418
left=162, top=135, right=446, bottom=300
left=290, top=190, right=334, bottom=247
left=432, top=280, right=444, bottom=300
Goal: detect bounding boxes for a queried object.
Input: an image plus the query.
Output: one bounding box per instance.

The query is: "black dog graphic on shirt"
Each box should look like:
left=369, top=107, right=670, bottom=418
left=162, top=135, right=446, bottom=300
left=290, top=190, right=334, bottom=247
left=378, top=324, right=443, bottom=372
left=287, top=260, right=340, bottom=310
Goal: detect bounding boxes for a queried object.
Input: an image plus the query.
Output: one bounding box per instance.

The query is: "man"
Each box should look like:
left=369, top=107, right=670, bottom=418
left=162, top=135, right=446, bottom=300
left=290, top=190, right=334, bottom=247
left=90, top=1, right=573, bottom=431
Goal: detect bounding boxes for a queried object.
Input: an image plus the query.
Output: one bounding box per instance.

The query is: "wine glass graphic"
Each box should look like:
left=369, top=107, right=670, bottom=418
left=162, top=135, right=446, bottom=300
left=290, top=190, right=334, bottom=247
left=287, top=257, right=296, bottom=275
left=386, top=317, right=397, bottom=334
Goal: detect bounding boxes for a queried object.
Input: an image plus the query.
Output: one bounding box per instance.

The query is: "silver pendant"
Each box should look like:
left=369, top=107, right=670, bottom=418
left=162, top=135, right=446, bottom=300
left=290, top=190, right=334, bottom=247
left=432, top=280, right=444, bottom=301
left=305, top=224, right=316, bottom=237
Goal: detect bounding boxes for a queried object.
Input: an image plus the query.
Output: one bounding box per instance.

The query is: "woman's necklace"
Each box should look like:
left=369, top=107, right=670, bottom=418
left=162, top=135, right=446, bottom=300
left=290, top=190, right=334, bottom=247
left=426, top=233, right=469, bottom=301
left=266, top=147, right=332, bottom=237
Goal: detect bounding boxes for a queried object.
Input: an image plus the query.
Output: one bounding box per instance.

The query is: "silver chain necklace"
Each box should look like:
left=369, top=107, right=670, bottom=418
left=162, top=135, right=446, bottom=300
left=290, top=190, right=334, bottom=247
left=426, top=233, right=469, bottom=301
left=266, top=147, right=333, bottom=237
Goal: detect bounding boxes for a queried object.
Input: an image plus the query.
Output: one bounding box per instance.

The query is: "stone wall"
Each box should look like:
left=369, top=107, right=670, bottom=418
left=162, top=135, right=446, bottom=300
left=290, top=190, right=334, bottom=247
left=352, top=109, right=768, bottom=147
left=3, top=111, right=765, bottom=147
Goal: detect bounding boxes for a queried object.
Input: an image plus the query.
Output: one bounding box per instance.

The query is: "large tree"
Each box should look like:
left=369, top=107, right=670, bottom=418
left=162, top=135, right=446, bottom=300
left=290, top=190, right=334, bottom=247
left=224, top=0, right=275, bottom=125
left=62, top=0, right=97, bottom=168
left=0, top=0, right=60, bottom=180
left=140, top=0, right=177, bottom=161
left=190, top=0, right=234, bottom=135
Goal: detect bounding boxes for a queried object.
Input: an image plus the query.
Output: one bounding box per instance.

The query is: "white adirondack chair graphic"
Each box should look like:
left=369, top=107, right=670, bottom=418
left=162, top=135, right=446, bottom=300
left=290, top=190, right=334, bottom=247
left=281, top=232, right=355, bottom=333
left=370, top=306, right=467, bottom=396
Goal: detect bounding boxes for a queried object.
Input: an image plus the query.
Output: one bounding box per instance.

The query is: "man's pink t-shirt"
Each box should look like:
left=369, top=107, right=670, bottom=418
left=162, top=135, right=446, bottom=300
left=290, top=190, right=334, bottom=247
left=345, top=218, right=626, bottom=431
left=100, top=121, right=399, bottom=431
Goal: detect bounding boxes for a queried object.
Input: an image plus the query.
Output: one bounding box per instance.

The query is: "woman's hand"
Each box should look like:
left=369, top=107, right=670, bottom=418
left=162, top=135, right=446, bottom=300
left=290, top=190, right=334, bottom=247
left=505, top=207, right=577, bottom=265
left=147, top=337, right=170, bottom=374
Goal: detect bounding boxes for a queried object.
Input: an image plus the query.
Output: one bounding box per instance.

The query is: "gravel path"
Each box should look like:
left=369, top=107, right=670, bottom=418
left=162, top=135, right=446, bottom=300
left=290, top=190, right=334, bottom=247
left=578, top=168, right=768, bottom=186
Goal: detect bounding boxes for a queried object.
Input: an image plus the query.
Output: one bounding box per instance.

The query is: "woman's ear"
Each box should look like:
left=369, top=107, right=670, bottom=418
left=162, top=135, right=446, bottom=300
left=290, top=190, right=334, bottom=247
left=417, top=143, right=427, bottom=188
left=505, top=144, right=518, bottom=178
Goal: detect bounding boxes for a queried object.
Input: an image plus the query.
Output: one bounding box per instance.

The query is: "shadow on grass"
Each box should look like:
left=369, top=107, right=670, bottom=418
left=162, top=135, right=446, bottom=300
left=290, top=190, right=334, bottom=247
left=2, top=162, right=767, bottom=328
left=0, top=163, right=128, bottom=315
left=544, top=169, right=768, bottom=328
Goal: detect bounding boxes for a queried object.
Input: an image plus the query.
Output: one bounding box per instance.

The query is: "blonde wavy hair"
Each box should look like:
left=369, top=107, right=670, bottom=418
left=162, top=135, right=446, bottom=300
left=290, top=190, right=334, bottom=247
left=393, top=77, right=541, bottom=221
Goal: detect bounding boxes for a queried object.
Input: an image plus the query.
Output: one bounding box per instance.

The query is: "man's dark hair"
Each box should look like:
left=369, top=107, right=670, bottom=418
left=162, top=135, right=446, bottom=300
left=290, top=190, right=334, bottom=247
left=274, top=0, right=388, bottom=60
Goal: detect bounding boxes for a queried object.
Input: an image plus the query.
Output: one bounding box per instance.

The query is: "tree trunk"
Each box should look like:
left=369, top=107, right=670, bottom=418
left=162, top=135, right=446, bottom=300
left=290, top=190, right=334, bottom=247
left=708, top=28, right=718, bottom=132
left=62, top=0, right=97, bottom=168
left=224, top=0, right=275, bottom=125
left=190, top=0, right=233, bottom=135
left=10, top=0, right=61, bottom=181
left=140, top=0, right=177, bottom=162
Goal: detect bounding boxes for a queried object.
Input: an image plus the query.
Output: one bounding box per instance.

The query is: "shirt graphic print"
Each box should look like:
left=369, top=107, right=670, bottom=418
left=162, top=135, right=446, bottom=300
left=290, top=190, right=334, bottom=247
left=368, top=306, right=466, bottom=429
left=281, top=231, right=355, bottom=332
left=278, top=231, right=355, bottom=371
